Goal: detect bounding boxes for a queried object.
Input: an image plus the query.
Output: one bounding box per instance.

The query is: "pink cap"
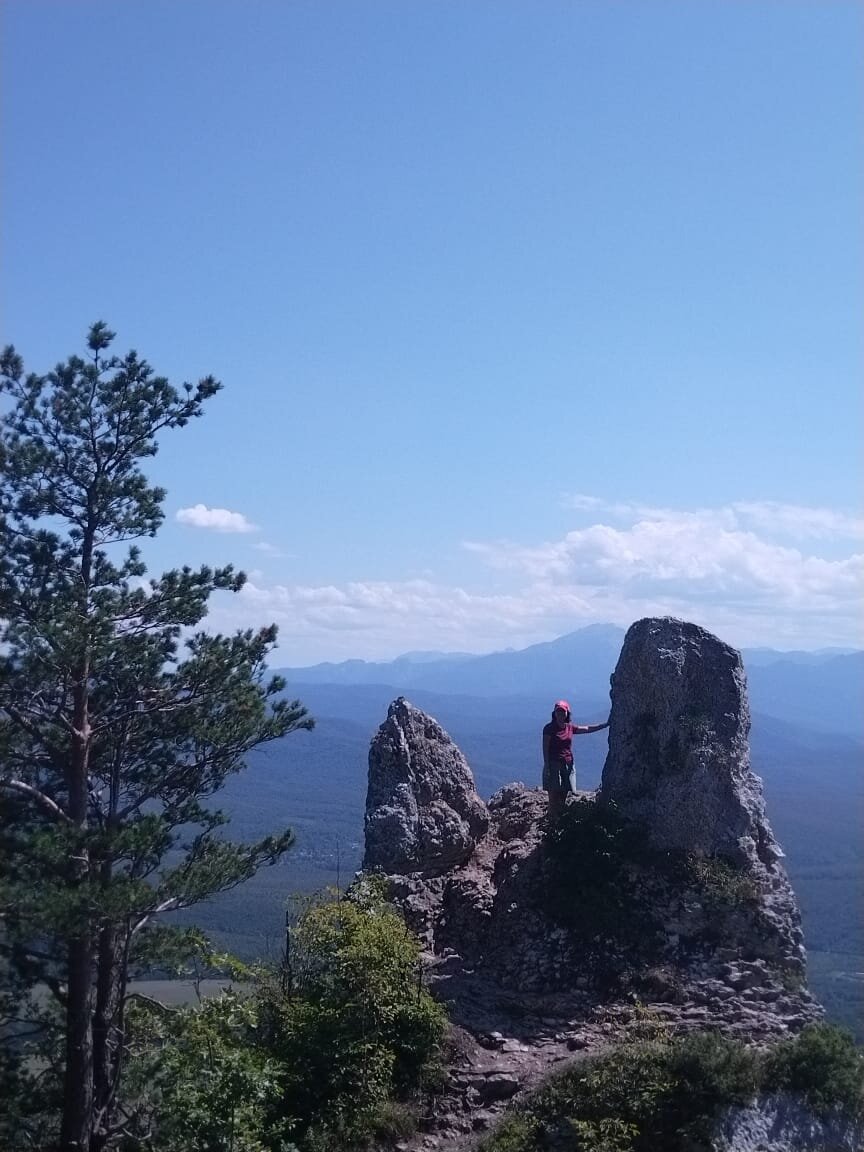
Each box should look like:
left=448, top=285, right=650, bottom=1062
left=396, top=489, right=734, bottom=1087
left=554, top=700, right=570, bottom=712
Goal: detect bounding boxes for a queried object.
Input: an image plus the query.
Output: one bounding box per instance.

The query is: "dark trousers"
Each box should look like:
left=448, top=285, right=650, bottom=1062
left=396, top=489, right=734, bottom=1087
left=543, top=760, right=573, bottom=794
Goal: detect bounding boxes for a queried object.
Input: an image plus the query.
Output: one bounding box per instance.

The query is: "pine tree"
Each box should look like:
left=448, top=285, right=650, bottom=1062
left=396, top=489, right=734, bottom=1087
left=0, top=323, right=312, bottom=1151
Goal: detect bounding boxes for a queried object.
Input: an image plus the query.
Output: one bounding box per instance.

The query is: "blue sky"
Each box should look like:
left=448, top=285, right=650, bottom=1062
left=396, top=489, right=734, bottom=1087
left=2, top=1, right=861, bottom=661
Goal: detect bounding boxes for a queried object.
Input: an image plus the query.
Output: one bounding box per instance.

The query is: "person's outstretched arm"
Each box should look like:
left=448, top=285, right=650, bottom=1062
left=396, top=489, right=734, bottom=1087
left=573, top=720, right=610, bottom=735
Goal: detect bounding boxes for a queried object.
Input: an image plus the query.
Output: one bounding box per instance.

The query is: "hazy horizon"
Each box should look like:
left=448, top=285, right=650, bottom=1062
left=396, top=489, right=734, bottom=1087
left=277, top=622, right=863, bottom=669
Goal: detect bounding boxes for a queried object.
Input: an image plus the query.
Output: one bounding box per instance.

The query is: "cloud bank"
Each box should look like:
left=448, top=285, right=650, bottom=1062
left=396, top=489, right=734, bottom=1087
left=198, top=498, right=863, bottom=663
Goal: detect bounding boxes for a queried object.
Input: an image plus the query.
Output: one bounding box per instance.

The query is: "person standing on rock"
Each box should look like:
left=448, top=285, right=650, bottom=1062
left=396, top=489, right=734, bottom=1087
left=542, top=700, right=609, bottom=816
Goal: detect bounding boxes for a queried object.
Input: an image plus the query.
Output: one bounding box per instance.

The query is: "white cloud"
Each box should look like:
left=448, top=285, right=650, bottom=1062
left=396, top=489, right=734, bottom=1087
left=565, top=494, right=608, bottom=511
left=204, top=577, right=573, bottom=662
left=562, top=493, right=666, bottom=520
left=563, top=494, right=864, bottom=542
left=195, top=497, right=863, bottom=662
left=175, top=504, right=258, bottom=533
left=464, top=513, right=863, bottom=607
left=731, top=501, right=864, bottom=541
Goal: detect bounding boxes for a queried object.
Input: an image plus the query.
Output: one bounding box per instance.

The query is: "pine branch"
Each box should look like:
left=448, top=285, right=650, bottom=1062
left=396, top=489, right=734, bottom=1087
left=130, top=897, right=182, bottom=937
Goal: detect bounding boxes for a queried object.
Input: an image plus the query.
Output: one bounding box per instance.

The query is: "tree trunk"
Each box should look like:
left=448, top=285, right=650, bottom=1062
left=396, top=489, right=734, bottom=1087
left=91, top=921, right=126, bottom=1151
left=62, top=538, right=94, bottom=1151
left=60, top=933, right=94, bottom=1151
left=61, top=765, right=94, bottom=1151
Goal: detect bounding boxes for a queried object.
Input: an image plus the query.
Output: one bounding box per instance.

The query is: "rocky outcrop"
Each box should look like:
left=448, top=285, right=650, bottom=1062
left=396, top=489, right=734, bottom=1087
left=361, top=619, right=824, bottom=1148
left=599, top=617, right=805, bottom=979
left=363, top=697, right=489, bottom=876
left=601, top=617, right=776, bottom=868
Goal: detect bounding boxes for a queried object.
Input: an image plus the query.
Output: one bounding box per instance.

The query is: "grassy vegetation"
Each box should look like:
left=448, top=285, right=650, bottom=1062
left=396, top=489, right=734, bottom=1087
left=763, top=1023, right=864, bottom=1118
left=479, top=1025, right=864, bottom=1152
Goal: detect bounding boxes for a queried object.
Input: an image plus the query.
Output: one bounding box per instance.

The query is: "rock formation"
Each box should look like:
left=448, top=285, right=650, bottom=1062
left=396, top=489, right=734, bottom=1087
left=363, top=696, right=489, bottom=875
left=599, top=617, right=806, bottom=980
left=362, top=618, right=823, bottom=1146
left=717, top=1094, right=864, bottom=1152
left=600, top=617, right=776, bottom=867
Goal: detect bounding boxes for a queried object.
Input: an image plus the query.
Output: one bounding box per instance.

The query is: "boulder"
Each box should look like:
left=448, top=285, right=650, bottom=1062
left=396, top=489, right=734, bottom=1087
left=716, top=1093, right=864, bottom=1152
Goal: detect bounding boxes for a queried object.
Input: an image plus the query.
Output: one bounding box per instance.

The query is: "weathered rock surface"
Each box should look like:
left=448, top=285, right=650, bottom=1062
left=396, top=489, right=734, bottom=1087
left=363, top=619, right=824, bottom=1149
left=715, top=1094, right=864, bottom=1152
left=601, top=617, right=776, bottom=867
left=363, top=697, right=489, bottom=875
left=600, top=617, right=806, bottom=978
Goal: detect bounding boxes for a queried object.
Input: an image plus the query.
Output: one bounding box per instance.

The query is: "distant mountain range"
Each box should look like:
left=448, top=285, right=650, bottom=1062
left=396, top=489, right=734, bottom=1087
left=277, top=624, right=864, bottom=738
left=278, top=624, right=625, bottom=699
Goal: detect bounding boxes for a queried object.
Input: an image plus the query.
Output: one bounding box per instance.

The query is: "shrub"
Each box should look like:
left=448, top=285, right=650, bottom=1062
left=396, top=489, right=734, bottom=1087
left=660, top=1031, right=758, bottom=1146
left=684, top=855, right=759, bottom=912
left=763, top=1023, right=864, bottom=1118
left=483, top=1027, right=864, bottom=1152
left=477, top=1113, right=537, bottom=1151
left=126, top=880, right=446, bottom=1151
left=259, top=877, right=448, bottom=1147
left=544, top=799, right=665, bottom=976
left=482, top=1033, right=759, bottom=1152
left=670, top=1030, right=758, bottom=1104
left=566, top=1116, right=640, bottom=1151
left=545, top=797, right=780, bottom=978
left=125, top=990, right=291, bottom=1152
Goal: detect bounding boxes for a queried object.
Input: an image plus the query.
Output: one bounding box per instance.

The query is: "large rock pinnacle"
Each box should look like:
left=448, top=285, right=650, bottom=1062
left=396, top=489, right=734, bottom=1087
left=600, top=617, right=779, bottom=869
left=363, top=696, right=489, bottom=875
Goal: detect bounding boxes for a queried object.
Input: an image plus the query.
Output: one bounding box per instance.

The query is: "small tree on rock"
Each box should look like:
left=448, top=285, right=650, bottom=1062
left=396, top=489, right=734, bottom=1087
left=0, top=323, right=312, bottom=1151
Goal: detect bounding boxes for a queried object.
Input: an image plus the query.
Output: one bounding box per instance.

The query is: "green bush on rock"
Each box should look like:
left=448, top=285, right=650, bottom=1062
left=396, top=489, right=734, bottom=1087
left=479, top=1026, right=863, bottom=1152
left=480, top=1032, right=756, bottom=1152
left=544, top=797, right=783, bottom=990
left=545, top=798, right=666, bottom=974
left=763, top=1023, right=864, bottom=1119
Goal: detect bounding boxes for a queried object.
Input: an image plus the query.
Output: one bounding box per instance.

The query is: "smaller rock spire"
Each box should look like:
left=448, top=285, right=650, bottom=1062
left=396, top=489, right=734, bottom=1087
left=363, top=696, right=489, bottom=875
